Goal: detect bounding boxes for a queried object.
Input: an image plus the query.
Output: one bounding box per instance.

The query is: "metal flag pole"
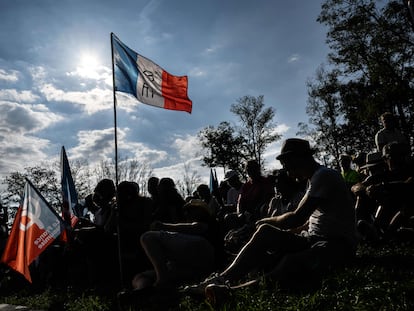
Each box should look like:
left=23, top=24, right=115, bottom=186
left=110, top=32, right=124, bottom=289
left=111, top=32, right=119, bottom=187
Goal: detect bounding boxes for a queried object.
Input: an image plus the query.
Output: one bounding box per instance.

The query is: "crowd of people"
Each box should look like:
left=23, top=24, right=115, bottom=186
left=0, top=112, right=413, bottom=307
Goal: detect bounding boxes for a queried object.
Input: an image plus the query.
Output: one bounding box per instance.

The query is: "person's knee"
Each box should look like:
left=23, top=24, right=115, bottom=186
left=254, top=223, right=279, bottom=239
left=140, top=231, right=160, bottom=247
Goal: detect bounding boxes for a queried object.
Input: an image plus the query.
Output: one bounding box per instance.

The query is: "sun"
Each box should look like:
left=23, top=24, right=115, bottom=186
left=77, top=51, right=101, bottom=79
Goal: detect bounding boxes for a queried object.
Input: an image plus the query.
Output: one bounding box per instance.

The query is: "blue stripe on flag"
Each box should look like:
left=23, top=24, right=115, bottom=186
left=112, top=34, right=139, bottom=97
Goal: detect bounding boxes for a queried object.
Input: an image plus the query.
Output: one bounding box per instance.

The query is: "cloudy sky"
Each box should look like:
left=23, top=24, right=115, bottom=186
left=0, top=0, right=329, bottom=187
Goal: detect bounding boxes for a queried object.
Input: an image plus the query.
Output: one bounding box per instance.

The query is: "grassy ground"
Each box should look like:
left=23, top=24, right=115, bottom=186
left=0, top=240, right=413, bottom=311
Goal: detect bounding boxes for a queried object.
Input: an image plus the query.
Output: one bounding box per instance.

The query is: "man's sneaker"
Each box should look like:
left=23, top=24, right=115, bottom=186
left=181, top=273, right=227, bottom=296
left=205, top=283, right=231, bottom=306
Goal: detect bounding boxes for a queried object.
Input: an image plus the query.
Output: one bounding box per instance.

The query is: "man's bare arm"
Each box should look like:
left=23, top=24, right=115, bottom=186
left=256, top=196, right=320, bottom=230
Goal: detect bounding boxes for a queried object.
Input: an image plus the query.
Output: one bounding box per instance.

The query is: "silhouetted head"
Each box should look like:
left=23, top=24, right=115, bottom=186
left=147, top=176, right=159, bottom=197
left=93, top=178, right=115, bottom=206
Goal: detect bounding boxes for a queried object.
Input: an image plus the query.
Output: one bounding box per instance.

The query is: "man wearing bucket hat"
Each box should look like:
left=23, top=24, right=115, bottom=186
left=185, top=138, right=357, bottom=302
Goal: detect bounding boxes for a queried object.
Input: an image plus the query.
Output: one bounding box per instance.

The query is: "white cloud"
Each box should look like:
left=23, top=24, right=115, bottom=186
left=0, top=89, right=40, bottom=103
left=288, top=53, right=300, bottom=63
left=171, top=133, right=201, bottom=160
left=66, top=64, right=112, bottom=83
left=0, top=69, right=19, bottom=82
left=29, top=66, right=47, bottom=81
left=0, top=132, right=51, bottom=178
left=39, top=83, right=113, bottom=114
left=189, top=67, right=206, bottom=77
left=0, top=101, right=63, bottom=134
left=202, top=44, right=223, bottom=56
left=69, top=127, right=169, bottom=168
left=70, top=128, right=115, bottom=162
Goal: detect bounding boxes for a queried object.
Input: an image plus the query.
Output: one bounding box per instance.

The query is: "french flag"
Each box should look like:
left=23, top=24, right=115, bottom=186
left=111, top=33, right=192, bottom=113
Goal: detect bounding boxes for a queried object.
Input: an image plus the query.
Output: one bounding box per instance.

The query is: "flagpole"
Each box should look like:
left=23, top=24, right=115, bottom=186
left=110, top=32, right=124, bottom=289
left=111, top=33, right=119, bottom=187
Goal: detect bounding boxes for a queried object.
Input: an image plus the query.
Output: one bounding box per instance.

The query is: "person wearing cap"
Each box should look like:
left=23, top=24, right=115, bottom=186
left=185, top=138, right=357, bottom=299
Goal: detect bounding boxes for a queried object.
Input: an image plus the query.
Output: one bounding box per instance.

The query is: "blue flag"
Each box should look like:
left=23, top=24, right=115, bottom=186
left=61, top=146, right=79, bottom=227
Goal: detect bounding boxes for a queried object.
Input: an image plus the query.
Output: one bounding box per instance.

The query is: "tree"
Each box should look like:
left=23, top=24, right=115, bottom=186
left=198, top=95, right=281, bottom=172
left=303, top=0, right=414, bottom=162
left=176, top=162, right=202, bottom=198
left=318, top=0, right=414, bottom=141
left=2, top=164, right=61, bottom=217
left=91, top=157, right=153, bottom=195
left=230, top=95, right=281, bottom=167
left=198, top=121, right=246, bottom=173
left=298, top=67, right=345, bottom=167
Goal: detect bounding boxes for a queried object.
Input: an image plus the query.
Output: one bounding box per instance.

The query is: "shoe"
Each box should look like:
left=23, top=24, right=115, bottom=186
left=357, top=220, right=379, bottom=242
left=205, top=283, right=231, bottom=305
left=181, top=273, right=226, bottom=296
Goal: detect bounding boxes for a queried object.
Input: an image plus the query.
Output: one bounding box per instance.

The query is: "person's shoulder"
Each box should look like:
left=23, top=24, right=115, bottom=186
left=314, top=165, right=343, bottom=180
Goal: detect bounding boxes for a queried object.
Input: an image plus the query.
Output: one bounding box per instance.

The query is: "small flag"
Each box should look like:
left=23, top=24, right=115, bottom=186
left=1, top=179, right=65, bottom=283
left=209, top=168, right=219, bottom=194
left=61, top=146, right=79, bottom=227
left=111, top=33, right=192, bottom=113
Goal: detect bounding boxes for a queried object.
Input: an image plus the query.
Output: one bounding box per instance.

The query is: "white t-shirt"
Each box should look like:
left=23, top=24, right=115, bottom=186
left=303, top=166, right=357, bottom=247
left=226, top=187, right=242, bottom=206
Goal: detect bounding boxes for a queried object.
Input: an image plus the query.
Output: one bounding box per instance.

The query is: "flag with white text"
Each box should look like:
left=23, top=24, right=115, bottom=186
left=111, top=33, right=192, bottom=113
left=1, top=179, right=65, bottom=283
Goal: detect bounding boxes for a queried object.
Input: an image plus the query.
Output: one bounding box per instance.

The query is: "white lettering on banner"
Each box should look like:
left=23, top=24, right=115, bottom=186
left=33, top=220, right=61, bottom=249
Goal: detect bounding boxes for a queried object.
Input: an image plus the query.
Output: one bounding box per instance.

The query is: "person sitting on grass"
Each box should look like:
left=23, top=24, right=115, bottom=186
left=184, top=138, right=357, bottom=303
left=129, top=199, right=224, bottom=292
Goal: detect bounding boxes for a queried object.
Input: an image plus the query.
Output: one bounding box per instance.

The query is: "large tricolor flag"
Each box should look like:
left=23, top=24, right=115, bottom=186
left=61, top=146, right=79, bottom=227
left=111, top=33, right=192, bottom=113
left=1, top=179, right=65, bottom=283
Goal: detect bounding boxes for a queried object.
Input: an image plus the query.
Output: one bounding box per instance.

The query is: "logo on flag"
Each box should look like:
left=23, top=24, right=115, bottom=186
left=1, top=179, right=64, bottom=283
left=111, top=33, right=192, bottom=113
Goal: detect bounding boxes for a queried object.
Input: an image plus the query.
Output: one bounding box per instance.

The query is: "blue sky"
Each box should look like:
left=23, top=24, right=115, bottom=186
left=0, top=0, right=328, bottom=186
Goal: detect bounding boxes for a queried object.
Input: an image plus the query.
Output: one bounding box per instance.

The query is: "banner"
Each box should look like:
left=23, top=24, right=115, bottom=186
left=1, top=180, right=64, bottom=282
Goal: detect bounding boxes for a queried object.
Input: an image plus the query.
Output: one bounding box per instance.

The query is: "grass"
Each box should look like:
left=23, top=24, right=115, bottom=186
left=0, top=240, right=413, bottom=310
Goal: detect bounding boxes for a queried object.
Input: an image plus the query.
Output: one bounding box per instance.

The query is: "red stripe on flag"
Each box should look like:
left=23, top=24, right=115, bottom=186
left=162, top=71, right=192, bottom=113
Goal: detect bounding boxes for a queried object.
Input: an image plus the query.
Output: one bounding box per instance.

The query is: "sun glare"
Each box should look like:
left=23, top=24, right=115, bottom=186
left=77, top=51, right=101, bottom=79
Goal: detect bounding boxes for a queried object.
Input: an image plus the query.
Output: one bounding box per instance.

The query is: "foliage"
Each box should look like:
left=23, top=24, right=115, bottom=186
left=1, top=164, right=61, bottom=214
left=0, top=157, right=154, bottom=224
left=302, top=0, right=414, bottom=165
left=198, top=95, right=281, bottom=172
left=230, top=95, right=281, bottom=167
left=198, top=121, right=246, bottom=173
left=91, top=158, right=153, bottom=196
left=176, top=162, right=202, bottom=198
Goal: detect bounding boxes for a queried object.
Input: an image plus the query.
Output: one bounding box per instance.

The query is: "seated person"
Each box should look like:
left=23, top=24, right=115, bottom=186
left=267, top=168, right=306, bottom=217
left=339, top=154, right=363, bottom=190
left=236, top=160, right=275, bottom=223
left=133, top=199, right=224, bottom=290
left=186, top=138, right=357, bottom=301
left=224, top=170, right=244, bottom=209
left=351, top=152, right=388, bottom=227
left=366, top=142, right=414, bottom=238
left=152, top=177, right=185, bottom=223
left=117, top=181, right=154, bottom=283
